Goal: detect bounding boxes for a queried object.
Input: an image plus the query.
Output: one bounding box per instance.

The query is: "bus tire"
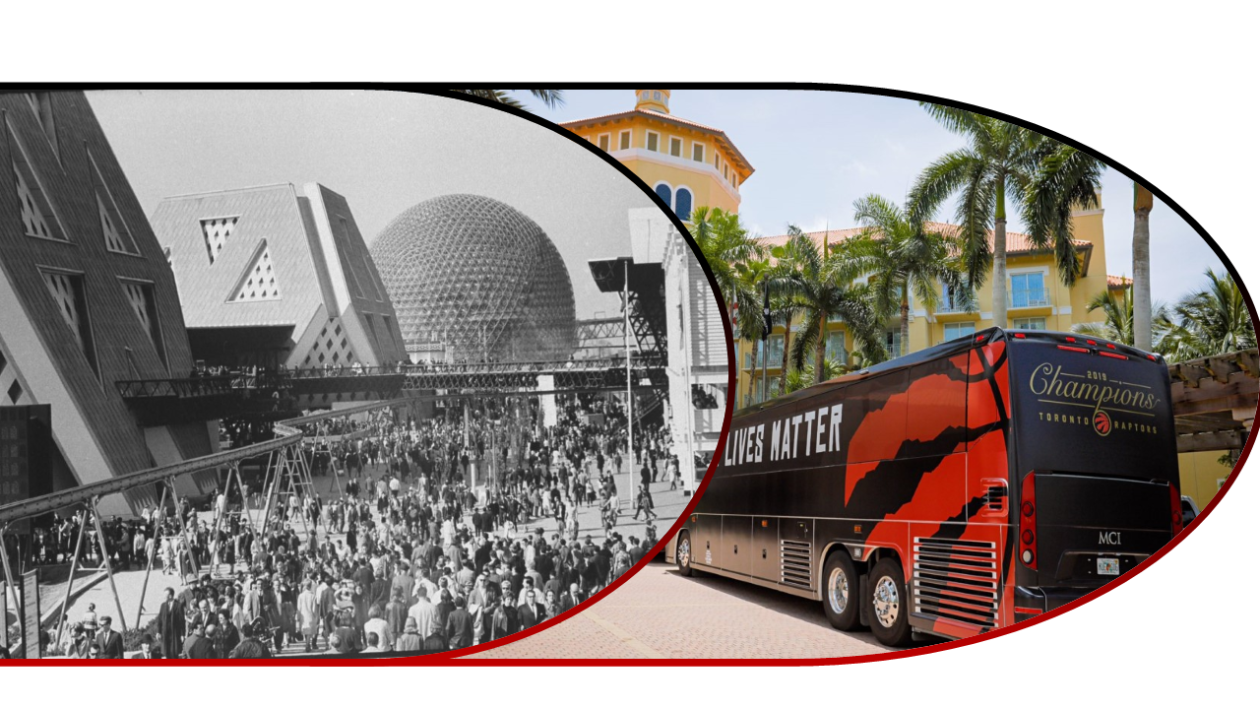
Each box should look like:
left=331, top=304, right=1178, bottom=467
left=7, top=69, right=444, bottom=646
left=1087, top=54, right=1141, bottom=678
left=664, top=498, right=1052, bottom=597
left=869, top=557, right=912, bottom=647
left=677, top=531, right=694, bottom=577
left=821, top=551, right=861, bottom=631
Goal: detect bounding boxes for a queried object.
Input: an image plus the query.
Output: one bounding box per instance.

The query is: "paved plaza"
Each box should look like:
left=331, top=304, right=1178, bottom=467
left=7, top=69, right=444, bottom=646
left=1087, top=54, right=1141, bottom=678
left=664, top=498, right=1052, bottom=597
left=465, top=560, right=895, bottom=660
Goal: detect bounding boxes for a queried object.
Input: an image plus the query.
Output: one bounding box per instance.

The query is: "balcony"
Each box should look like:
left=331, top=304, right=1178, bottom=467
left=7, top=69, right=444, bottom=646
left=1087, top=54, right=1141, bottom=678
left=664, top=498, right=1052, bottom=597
left=1009, top=289, right=1053, bottom=314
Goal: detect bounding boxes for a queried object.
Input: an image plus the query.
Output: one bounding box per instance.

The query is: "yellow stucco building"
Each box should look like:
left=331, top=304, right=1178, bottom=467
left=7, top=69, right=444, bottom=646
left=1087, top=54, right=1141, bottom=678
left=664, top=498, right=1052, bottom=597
left=561, top=89, right=1232, bottom=512
left=560, top=90, right=754, bottom=221
left=735, top=206, right=1123, bottom=408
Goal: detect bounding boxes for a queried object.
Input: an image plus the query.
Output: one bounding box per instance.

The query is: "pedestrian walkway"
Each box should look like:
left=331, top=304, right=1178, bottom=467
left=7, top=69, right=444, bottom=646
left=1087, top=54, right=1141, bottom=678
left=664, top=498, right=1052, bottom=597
left=465, top=562, right=893, bottom=660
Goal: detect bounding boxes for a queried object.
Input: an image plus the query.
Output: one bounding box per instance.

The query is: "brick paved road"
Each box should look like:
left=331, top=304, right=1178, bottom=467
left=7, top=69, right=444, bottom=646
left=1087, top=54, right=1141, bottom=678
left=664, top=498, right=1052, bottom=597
left=466, top=560, right=898, bottom=660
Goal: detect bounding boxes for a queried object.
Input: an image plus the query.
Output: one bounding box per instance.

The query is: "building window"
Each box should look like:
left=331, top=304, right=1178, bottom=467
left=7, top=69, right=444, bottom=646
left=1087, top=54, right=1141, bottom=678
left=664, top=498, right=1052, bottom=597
left=692, top=143, right=705, bottom=163
left=1013, top=317, right=1046, bottom=330
left=675, top=188, right=692, bottom=222
left=723, top=164, right=729, bottom=180
left=943, top=322, right=976, bottom=343
left=654, top=183, right=672, bottom=209
left=200, top=217, right=238, bottom=264
left=826, top=331, right=847, bottom=364
left=766, top=335, right=784, bottom=364
left=653, top=91, right=661, bottom=101
left=598, top=134, right=610, bottom=152
left=25, top=93, right=59, bottom=162
left=40, top=270, right=98, bottom=377
left=669, top=137, right=682, bottom=157
left=939, top=281, right=974, bottom=313
left=229, top=241, right=282, bottom=302
left=1010, top=272, right=1048, bottom=308
left=120, top=279, right=166, bottom=366
left=619, top=130, right=631, bottom=151
left=646, top=132, right=659, bottom=152
left=9, top=121, right=67, bottom=242
left=640, top=91, right=649, bottom=101
left=886, top=330, right=904, bottom=358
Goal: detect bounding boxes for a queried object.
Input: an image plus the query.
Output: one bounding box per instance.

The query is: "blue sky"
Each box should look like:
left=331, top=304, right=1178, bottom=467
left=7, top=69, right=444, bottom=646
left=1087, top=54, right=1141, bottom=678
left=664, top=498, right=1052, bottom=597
left=527, top=89, right=1229, bottom=302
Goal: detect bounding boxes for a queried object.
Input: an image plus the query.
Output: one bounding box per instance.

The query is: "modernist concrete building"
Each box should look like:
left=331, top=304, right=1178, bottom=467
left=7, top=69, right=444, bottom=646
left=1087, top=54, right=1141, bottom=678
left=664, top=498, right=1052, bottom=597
left=0, top=92, right=216, bottom=516
left=561, top=90, right=754, bottom=221
left=151, top=182, right=407, bottom=374
left=627, top=207, right=729, bottom=487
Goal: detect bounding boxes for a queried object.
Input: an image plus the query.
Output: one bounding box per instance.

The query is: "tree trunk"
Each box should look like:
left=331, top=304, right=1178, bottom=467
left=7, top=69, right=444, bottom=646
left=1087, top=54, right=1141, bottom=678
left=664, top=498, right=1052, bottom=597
left=815, top=312, right=828, bottom=385
left=900, top=299, right=910, bottom=356
left=1133, top=184, right=1154, bottom=351
left=992, top=176, right=1009, bottom=330
left=780, top=311, right=792, bottom=395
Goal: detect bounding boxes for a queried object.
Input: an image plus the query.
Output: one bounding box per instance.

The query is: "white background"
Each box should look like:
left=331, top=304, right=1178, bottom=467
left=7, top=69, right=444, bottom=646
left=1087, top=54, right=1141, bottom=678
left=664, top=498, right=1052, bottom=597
left=3, top=1, right=1255, bottom=704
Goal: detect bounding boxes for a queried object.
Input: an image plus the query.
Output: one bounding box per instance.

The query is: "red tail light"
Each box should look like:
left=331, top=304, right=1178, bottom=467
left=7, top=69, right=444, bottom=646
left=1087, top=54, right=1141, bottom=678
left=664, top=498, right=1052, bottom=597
left=1058, top=345, right=1090, bottom=353
left=1020, top=471, right=1037, bottom=569
left=1099, top=351, right=1128, bottom=361
left=1170, top=483, right=1183, bottom=535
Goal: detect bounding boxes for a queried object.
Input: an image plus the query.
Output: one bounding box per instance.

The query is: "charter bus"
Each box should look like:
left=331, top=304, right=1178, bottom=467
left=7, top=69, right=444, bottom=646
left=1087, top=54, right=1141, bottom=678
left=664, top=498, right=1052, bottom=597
left=668, top=327, right=1181, bottom=646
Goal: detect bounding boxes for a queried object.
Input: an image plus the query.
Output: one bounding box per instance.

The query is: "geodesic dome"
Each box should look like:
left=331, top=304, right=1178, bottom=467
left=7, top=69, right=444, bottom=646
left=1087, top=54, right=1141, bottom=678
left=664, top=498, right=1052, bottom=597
left=371, top=194, right=578, bottom=362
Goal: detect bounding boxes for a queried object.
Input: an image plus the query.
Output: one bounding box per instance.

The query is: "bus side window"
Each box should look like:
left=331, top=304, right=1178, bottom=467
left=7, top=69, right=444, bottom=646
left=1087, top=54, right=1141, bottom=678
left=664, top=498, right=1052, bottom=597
left=905, top=359, right=968, bottom=456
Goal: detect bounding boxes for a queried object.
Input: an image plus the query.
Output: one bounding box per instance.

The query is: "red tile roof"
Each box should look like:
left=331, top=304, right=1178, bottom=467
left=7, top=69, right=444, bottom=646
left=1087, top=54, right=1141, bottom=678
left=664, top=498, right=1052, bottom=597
left=1107, top=274, right=1133, bottom=288
left=559, top=109, right=754, bottom=176
left=758, top=222, right=1091, bottom=256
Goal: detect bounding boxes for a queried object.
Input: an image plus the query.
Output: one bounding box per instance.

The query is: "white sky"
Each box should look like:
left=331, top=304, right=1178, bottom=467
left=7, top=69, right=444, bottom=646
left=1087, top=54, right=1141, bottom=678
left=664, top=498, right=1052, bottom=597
left=88, top=90, right=658, bottom=320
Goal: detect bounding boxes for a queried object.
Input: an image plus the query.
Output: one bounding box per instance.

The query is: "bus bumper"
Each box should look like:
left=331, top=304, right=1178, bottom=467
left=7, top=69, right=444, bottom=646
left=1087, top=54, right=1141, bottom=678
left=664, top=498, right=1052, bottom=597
left=1013, top=585, right=1098, bottom=623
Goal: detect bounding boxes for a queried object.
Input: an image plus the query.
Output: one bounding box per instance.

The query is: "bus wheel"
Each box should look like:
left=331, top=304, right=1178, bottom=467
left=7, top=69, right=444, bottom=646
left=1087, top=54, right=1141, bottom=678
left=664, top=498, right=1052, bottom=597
left=869, top=558, right=912, bottom=647
left=677, top=532, right=694, bottom=577
left=822, top=551, right=860, bottom=631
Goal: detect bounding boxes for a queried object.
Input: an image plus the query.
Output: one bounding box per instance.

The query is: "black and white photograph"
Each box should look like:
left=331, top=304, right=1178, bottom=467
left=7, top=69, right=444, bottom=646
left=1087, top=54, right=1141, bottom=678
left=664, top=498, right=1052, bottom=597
left=0, top=89, right=731, bottom=660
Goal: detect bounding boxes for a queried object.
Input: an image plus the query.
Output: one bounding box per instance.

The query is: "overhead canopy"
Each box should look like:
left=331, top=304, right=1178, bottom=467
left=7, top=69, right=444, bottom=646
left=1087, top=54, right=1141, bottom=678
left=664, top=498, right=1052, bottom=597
left=1170, top=349, right=1258, bottom=453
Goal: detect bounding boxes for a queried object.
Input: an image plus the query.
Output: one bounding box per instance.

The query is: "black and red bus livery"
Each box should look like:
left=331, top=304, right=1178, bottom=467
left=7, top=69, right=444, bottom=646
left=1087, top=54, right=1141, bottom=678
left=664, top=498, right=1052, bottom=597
left=670, top=327, right=1182, bottom=646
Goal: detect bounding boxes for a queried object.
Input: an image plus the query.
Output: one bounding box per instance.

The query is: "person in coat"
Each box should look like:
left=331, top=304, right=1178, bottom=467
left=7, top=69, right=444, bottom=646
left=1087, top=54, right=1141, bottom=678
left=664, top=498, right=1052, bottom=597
left=156, top=587, right=185, bottom=660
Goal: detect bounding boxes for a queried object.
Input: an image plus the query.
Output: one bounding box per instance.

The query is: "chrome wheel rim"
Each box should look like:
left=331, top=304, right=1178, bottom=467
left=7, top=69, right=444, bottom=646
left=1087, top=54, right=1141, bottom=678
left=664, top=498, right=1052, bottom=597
left=873, top=575, right=900, bottom=629
left=827, top=567, right=850, bottom=615
left=679, top=537, right=691, bottom=569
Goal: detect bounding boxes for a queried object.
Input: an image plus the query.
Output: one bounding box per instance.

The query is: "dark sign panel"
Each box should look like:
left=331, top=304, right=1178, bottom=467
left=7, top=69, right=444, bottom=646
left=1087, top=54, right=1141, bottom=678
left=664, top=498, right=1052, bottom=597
left=1008, top=340, right=1179, bottom=483
left=22, top=569, right=39, bottom=659
left=0, top=405, right=52, bottom=534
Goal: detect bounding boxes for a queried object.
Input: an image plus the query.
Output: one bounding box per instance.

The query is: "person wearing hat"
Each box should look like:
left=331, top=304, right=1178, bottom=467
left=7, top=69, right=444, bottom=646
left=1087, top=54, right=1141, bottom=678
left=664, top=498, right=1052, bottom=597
left=394, top=616, right=422, bottom=653
left=134, top=633, right=161, bottom=659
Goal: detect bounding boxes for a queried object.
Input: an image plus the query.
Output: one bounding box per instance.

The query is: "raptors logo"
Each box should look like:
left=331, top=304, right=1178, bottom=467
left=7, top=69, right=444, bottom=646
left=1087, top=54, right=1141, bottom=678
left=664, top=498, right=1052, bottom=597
left=1093, top=409, right=1112, bottom=436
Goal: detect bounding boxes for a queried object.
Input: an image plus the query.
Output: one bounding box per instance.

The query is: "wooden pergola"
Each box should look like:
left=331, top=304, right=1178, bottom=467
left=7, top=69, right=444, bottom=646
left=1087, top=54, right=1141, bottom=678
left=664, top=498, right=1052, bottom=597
left=1171, top=349, right=1258, bottom=453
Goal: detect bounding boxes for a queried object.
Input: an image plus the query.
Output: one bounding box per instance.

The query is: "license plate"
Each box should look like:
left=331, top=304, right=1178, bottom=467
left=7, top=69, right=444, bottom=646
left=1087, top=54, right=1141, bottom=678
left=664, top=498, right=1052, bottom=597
left=1097, top=558, right=1120, bottom=576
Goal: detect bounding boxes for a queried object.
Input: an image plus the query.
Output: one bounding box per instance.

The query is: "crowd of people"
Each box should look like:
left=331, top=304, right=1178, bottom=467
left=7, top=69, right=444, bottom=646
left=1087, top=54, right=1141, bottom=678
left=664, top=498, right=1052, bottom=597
left=24, top=393, right=679, bottom=659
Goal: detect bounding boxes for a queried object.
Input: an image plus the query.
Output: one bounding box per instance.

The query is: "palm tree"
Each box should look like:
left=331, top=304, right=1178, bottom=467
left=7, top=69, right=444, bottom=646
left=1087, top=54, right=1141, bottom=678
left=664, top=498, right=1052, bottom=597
left=1023, top=143, right=1106, bottom=286
left=768, top=232, right=808, bottom=394
left=451, top=90, right=565, bottom=111
left=1071, top=286, right=1164, bottom=346
left=847, top=194, right=967, bottom=356
left=1131, top=184, right=1155, bottom=351
left=734, top=258, right=774, bottom=403
left=779, top=229, right=887, bottom=385
left=1157, top=270, right=1256, bottom=361
left=690, top=206, right=764, bottom=311
left=786, top=357, right=849, bottom=394
left=911, top=106, right=1071, bottom=330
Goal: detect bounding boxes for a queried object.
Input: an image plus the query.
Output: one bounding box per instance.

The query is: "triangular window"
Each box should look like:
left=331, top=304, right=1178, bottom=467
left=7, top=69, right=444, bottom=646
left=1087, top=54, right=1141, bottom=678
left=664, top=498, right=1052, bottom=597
left=40, top=270, right=99, bottom=377
left=9, top=118, right=68, bottom=242
left=25, top=93, right=59, bottom=162
left=121, top=280, right=166, bottom=365
left=200, top=217, right=238, bottom=264
left=229, top=240, right=282, bottom=302
left=88, top=150, right=140, bottom=254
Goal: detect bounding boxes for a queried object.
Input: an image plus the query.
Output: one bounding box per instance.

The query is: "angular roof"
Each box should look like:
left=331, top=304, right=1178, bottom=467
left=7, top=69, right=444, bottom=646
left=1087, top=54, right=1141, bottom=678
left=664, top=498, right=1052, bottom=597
left=150, top=184, right=329, bottom=329
left=560, top=108, right=754, bottom=177
left=1108, top=274, right=1133, bottom=289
